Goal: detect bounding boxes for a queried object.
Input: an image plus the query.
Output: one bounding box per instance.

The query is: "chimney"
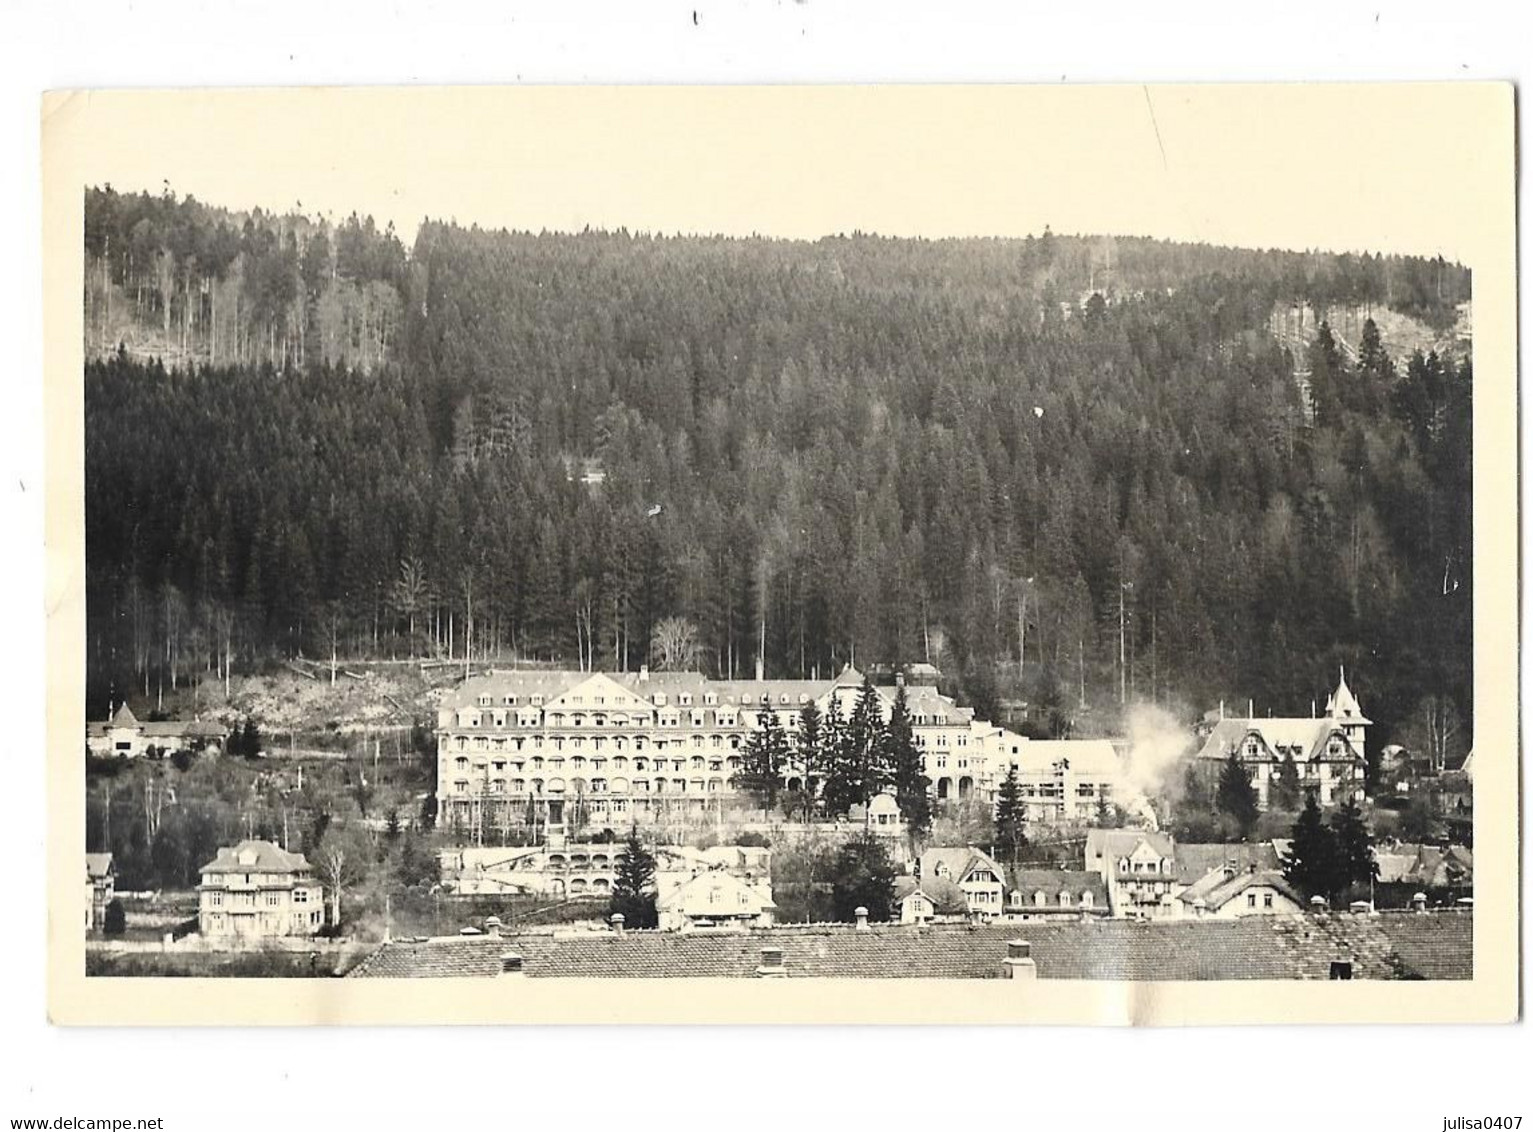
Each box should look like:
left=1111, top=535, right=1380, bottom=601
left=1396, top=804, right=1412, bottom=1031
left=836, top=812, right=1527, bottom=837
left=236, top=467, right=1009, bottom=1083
left=1191, top=898, right=1206, bottom=918
left=756, top=946, right=786, bottom=978
left=638, top=665, right=649, bottom=683
left=1411, top=892, right=1428, bottom=914
left=1219, top=700, right=1225, bottom=720
left=854, top=906, right=870, bottom=931
left=1248, top=699, right=1254, bottom=719
left=1348, top=900, right=1373, bottom=916
left=1002, top=939, right=1038, bottom=980
left=895, top=669, right=905, bottom=688
left=1309, top=895, right=1328, bottom=916
left=498, top=952, right=526, bottom=978
left=610, top=912, right=626, bottom=936
left=484, top=916, right=502, bottom=938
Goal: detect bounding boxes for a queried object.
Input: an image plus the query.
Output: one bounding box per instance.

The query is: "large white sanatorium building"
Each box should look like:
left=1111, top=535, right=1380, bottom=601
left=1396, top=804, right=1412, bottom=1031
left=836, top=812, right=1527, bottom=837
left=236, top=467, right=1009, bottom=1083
left=434, top=666, right=1123, bottom=835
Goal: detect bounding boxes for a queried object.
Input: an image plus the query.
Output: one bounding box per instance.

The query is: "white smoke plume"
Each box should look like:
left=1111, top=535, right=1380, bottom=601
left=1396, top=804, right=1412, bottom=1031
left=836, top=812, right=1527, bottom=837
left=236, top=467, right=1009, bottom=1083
left=1118, top=701, right=1198, bottom=829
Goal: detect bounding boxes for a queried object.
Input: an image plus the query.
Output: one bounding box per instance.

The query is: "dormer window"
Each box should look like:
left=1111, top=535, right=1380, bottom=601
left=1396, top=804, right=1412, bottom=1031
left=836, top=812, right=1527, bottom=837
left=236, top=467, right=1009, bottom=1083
left=704, top=693, right=718, bottom=706
left=477, top=695, right=491, bottom=706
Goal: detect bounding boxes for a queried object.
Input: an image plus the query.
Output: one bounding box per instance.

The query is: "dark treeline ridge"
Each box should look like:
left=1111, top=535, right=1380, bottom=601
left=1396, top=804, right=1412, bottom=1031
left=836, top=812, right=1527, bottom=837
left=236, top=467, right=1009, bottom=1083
left=85, top=188, right=1472, bottom=758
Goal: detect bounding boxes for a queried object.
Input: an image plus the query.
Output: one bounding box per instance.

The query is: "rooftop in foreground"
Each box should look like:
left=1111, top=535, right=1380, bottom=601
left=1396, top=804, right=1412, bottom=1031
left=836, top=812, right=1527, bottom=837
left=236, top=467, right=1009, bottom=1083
left=348, top=910, right=1471, bottom=981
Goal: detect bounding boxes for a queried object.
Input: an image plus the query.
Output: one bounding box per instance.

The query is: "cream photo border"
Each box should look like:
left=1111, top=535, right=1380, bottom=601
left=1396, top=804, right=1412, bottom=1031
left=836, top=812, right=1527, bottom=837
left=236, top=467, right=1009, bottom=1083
left=42, top=83, right=1518, bottom=1025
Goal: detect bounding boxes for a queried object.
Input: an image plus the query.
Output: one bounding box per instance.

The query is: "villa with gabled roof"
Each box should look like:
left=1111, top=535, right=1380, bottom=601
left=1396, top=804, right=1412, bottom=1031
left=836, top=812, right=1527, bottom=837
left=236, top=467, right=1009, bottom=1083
left=1192, top=670, right=1369, bottom=810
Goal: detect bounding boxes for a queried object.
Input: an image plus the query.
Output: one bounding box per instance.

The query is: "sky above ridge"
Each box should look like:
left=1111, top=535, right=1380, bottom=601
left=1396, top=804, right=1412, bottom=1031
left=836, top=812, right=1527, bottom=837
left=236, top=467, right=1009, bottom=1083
left=56, top=84, right=1498, bottom=261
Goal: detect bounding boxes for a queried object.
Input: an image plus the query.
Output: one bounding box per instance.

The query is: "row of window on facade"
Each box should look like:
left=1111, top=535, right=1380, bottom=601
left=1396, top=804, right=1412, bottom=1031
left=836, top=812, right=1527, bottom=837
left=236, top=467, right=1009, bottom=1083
left=451, top=776, right=728, bottom=796
left=206, top=889, right=313, bottom=907
left=1009, top=889, right=1096, bottom=909
left=446, top=796, right=714, bottom=817
left=453, top=732, right=745, bottom=753
left=453, top=753, right=737, bottom=775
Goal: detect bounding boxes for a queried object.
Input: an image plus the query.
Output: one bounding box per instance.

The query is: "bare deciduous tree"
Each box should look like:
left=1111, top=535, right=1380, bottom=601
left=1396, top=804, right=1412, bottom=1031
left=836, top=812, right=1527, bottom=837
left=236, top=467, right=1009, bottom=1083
left=313, top=828, right=372, bottom=930
left=650, top=616, right=701, bottom=672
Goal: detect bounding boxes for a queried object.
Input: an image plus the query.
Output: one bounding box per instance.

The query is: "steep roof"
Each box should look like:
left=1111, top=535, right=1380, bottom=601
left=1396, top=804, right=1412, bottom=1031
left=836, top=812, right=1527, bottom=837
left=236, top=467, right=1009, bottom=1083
left=109, top=703, right=139, bottom=728
left=349, top=911, right=1471, bottom=980
left=1374, top=844, right=1473, bottom=888
left=1007, top=869, right=1110, bottom=908
left=85, top=852, right=114, bottom=880
left=892, top=875, right=968, bottom=913
left=1172, top=843, right=1282, bottom=885
left=1325, top=669, right=1371, bottom=724
left=1085, top=829, right=1175, bottom=868
left=657, top=871, right=774, bottom=917
left=1194, top=717, right=1360, bottom=765
left=199, top=840, right=312, bottom=876
left=919, top=847, right=1005, bottom=886
left=141, top=719, right=226, bottom=738
left=1177, top=868, right=1303, bottom=912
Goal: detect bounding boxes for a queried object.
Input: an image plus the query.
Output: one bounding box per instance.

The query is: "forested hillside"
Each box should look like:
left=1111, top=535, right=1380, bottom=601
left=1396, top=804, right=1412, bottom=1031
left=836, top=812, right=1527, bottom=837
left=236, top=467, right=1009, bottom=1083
left=83, top=187, right=1473, bottom=760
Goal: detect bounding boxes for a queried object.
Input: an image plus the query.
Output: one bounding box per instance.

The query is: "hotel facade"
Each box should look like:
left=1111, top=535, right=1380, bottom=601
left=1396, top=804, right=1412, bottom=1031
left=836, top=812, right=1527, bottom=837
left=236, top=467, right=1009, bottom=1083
left=434, top=666, right=1125, bottom=838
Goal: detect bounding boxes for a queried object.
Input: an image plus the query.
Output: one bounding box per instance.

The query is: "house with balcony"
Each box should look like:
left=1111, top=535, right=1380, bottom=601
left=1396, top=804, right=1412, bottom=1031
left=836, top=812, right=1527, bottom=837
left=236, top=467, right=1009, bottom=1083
left=197, top=840, right=324, bottom=938
left=917, top=847, right=1007, bottom=920
left=1084, top=829, right=1179, bottom=918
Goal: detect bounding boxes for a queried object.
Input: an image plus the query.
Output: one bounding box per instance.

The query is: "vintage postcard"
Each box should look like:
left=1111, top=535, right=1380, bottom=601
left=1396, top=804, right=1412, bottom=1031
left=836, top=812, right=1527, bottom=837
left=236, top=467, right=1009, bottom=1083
left=43, top=83, right=1517, bottom=1024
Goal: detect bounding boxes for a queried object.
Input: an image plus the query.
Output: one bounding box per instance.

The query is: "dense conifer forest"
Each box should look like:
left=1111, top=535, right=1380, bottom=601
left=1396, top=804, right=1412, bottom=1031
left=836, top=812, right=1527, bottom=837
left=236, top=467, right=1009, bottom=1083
left=83, top=186, right=1473, bottom=759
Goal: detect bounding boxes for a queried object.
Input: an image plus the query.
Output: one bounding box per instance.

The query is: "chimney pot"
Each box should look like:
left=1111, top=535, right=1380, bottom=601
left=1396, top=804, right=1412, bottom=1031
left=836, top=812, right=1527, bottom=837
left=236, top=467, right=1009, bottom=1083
left=611, top=912, right=626, bottom=936
left=1003, top=939, right=1038, bottom=979
left=484, top=916, right=502, bottom=937
left=1411, top=892, right=1428, bottom=913
left=499, top=951, right=525, bottom=977
left=854, top=906, right=869, bottom=931
left=1309, top=895, right=1328, bottom=913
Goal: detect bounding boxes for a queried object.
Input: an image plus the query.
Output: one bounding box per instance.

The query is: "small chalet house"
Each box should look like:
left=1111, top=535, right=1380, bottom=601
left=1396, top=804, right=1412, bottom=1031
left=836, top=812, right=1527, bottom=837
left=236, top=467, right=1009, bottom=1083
left=1085, top=829, right=1178, bottom=918
left=85, top=852, right=115, bottom=931
left=86, top=702, right=225, bottom=759
left=1177, top=863, right=1304, bottom=918
left=1192, top=672, right=1369, bottom=810
left=656, top=870, right=775, bottom=932
left=891, top=875, right=967, bottom=924
left=917, top=847, right=1007, bottom=920
left=1003, top=869, right=1110, bottom=921
left=198, top=840, right=324, bottom=939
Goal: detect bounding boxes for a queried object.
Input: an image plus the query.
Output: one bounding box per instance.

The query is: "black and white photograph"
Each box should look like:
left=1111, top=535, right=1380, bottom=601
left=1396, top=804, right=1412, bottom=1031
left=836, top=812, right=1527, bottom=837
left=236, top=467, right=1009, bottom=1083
left=41, top=82, right=1516, bottom=1023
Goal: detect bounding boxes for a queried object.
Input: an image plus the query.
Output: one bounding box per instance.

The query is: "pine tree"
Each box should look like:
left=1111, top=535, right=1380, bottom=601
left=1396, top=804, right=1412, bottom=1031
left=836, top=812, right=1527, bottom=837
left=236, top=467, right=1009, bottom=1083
left=1273, top=751, right=1302, bottom=812
left=1215, top=753, right=1261, bottom=839
left=829, top=835, right=896, bottom=923
left=609, top=826, right=658, bottom=930
left=845, top=677, right=891, bottom=811
left=885, top=683, right=931, bottom=841
left=819, top=695, right=854, bottom=817
left=795, top=701, right=823, bottom=821
left=994, top=763, right=1027, bottom=866
left=737, top=705, right=789, bottom=815
left=1330, top=798, right=1377, bottom=896
left=1283, top=793, right=1340, bottom=905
